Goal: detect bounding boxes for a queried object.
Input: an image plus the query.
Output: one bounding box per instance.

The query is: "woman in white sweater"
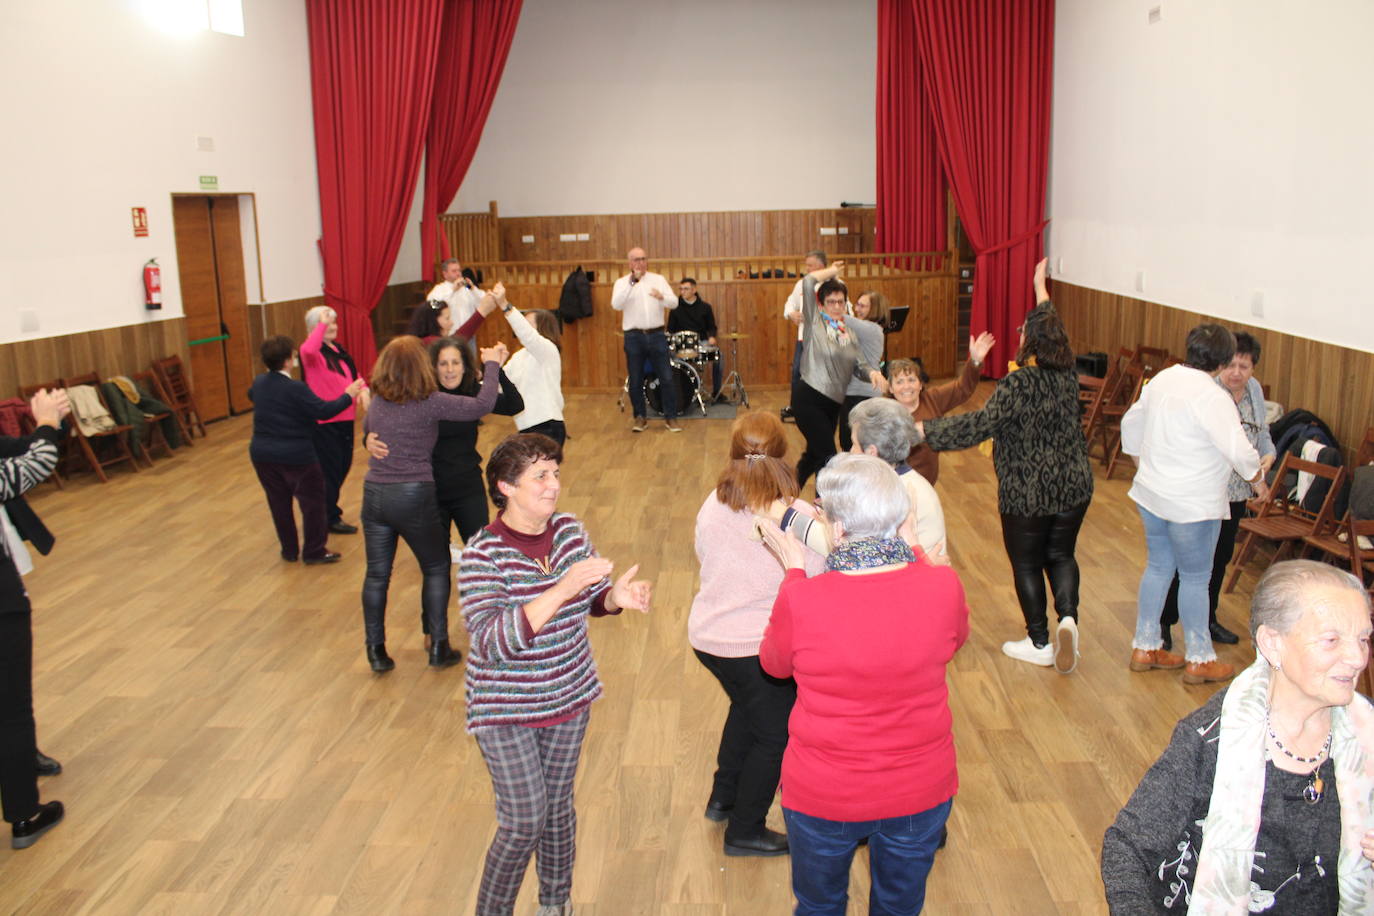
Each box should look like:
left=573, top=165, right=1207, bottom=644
left=492, top=284, right=566, bottom=446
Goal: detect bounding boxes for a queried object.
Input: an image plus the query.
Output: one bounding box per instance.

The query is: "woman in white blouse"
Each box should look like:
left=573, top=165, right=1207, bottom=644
left=492, top=283, right=566, bottom=446
left=1121, top=324, right=1267, bottom=686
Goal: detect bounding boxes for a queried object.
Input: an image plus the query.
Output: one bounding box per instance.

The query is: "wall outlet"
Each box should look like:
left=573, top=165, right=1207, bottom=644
left=576, top=233, right=589, bottom=242
left=195, top=136, right=214, bottom=152
left=818, top=227, right=837, bottom=236
left=559, top=233, right=576, bottom=242
left=1135, top=270, right=1146, bottom=293
left=521, top=235, right=534, bottom=244
left=1250, top=290, right=1265, bottom=318
left=19, top=310, right=38, bottom=333
left=837, top=227, right=849, bottom=235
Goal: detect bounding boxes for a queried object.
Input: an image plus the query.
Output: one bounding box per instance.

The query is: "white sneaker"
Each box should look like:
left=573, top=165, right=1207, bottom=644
left=535, top=905, right=573, bottom=916
left=1002, top=637, right=1054, bottom=667
left=1054, top=617, right=1080, bottom=674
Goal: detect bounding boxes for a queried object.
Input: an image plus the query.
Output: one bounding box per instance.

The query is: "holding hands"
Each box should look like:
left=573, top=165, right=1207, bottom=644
left=29, top=388, right=71, bottom=429
left=345, top=377, right=366, bottom=399
left=479, top=342, right=509, bottom=365
left=969, top=331, right=996, bottom=365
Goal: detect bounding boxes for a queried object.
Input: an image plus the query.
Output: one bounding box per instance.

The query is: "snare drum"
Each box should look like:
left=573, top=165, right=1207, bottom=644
left=644, top=357, right=701, bottom=417
left=669, top=330, right=701, bottom=360
left=693, top=342, right=721, bottom=366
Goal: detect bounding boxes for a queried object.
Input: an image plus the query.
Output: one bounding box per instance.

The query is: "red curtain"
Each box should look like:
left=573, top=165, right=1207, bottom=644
left=875, top=0, right=946, bottom=272
left=420, top=0, right=524, bottom=280
left=306, top=0, right=446, bottom=375
left=909, top=0, right=1055, bottom=377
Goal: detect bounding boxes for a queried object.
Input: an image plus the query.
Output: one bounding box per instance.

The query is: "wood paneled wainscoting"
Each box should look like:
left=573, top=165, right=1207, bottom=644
left=464, top=253, right=957, bottom=391
left=1053, top=282, right=1374, bottom=460
left=442, top=206, right=877, bottom=267
left=0, top=319, right=189, bottom=399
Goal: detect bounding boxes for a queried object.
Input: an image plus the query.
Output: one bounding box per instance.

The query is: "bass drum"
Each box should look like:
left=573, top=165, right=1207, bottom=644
left=645, top=357, right=701, bottom=417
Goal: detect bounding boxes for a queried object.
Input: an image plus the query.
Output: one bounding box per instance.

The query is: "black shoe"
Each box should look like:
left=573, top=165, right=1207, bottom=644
left=366, top=644, right=394, bottom=673
left=1210, top=621, right=1241, bottom=645
left=428, top=639, right=462, bottom=669
left=329, top=521, right=358, bottom=535
left=281, top=552, right=298, bottom=563
left=780, top=406, right=795, bottom=423
left=1161, top=625, right=1173, bottom=653
left=724, top=826, right=789, bottom=857
left=11, top=801, right=63, bottom=849
left=35, top=751, right=61, bottom=777
left=704, top=798, right=733, bottom=823
left=303, top=552, right=342, bottom=565
left=938, top=824, right=948, bottom=850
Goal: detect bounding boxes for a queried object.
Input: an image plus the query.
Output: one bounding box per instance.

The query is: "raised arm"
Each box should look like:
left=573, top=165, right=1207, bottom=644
left=453, top=291, right=498, bottom=340
left=502, top=306, right=560, bottom=365
left=1033, top=258, right=1050, bottom=305
left=298, top=309, right=330, bottom=367
left=921, top=376, right=1017, bottom=452
left=433, top=354, right=503, bottom=421
left=0, top=391, right=69, bottom=501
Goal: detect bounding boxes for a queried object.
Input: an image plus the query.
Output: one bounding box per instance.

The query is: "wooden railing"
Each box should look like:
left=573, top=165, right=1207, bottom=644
left=449, top=253, right=957, bottom=391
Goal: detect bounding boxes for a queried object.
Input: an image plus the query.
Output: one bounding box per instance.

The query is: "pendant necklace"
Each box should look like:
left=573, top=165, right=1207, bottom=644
left=1266, top=713, right=1331, bottom=804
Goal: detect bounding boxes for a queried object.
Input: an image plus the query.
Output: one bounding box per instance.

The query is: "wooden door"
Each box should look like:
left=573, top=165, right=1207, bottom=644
left=171, top=196, right=254, bottom=420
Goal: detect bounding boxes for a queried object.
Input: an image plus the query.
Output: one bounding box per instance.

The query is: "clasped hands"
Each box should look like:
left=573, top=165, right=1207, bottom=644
left=559, top=557, right=652, bottom=612
left=29, top=389, right=71, bottom=429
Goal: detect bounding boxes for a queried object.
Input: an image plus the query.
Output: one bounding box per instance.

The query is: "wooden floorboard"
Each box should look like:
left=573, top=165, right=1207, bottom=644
left=2, top=382, right=1264, bottom=914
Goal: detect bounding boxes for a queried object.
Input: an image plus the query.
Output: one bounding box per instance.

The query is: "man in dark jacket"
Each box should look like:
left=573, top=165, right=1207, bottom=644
left=1, top=389, right=70, bottom=850
left=669, top=278, right=722, bottom=402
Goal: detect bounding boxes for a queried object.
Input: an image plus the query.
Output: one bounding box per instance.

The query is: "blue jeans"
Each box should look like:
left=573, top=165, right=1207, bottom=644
left=624, top=328, right=676, bottom=420
left=784, top=800, right=951, bottom=915
left=1133, top=505, right=1221, bottom=662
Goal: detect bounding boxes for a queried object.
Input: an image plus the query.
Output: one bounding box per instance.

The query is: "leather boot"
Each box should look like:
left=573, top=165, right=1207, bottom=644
left=366, top=644, right=395, bottom=673
left=428, top=639, right=462, bottom=669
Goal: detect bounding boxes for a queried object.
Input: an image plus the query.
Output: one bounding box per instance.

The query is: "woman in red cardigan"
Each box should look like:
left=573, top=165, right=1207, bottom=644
left=760, top=453, right=969, bottom=914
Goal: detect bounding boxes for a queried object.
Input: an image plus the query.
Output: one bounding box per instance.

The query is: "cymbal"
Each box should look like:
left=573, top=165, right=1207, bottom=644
left=719, top=332, right=751, bottom=340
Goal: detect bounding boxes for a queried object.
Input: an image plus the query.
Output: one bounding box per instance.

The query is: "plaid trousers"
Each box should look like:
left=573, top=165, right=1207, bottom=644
left=474, top=709, right=589, bottom=915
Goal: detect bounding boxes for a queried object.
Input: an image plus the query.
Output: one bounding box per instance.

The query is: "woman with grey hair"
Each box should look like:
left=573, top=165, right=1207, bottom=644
left=847, top=397, right=948, bottom=564
left=1103, top=560, right=1374, bottom=913
left=300, top=305, right=369, bottom=534
left=760, top=453, right=968, bottom=912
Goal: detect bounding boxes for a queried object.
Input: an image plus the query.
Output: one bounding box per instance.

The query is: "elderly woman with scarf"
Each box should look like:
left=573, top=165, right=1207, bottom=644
left=792, top=261, right=889, bottom=490
left=300, top=306, right=369, bottom=535
left=760, top=453, right=968, bottom=913
left=1102, top=560, right=1374, bottom=914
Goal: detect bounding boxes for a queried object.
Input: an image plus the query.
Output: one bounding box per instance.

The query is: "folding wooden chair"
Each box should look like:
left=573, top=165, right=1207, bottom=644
left=151, top=355, right=208, bottom=440
left=1356, top=427, right=1374, bottom=467
left=1134, top=345, right=1172, bottom=377
left=1078, top=374, right=1107, bottom=435
left=59, top=372, right=140, bottom=482
left=1302, top=514, right=1374, bottom=579
left=1224, top=454, right=1346, bottom=593
left=1101, top=364, right=1146, bottom=480
left=1082, top=362, right=1120, bottom=460
left=127, top=371, right=178, bottom=462
left=16, top=380, right=69, bottom=489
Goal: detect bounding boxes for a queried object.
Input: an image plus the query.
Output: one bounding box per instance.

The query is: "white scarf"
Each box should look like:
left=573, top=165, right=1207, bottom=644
left=1190, top=658, right=1374, bottom=914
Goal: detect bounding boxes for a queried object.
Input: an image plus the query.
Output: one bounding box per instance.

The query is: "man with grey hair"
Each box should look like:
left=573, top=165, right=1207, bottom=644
left=426, top=257, right=481, bottom=332
left=848, top=397, right=948, bottom=565
left=611, top=247, right=681, bottom=432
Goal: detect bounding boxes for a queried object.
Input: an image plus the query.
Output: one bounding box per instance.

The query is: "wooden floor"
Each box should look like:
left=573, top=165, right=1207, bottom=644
left=1, top=382, right=1267, bottom=914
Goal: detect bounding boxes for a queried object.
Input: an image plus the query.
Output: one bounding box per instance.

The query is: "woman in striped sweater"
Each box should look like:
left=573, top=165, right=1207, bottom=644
left=458, top=433, right=652, bottom=916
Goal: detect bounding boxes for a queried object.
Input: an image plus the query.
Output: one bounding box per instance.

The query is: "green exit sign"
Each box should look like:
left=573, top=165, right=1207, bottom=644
left=199, top=175, right=219, bottom=190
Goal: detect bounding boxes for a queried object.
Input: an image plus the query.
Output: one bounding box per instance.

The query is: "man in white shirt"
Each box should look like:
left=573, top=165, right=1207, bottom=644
left=426, top=258, right=481, bottom=333
left=781, top=250, right=832, bottom=420
left=611, top=247, right=681, bottom=432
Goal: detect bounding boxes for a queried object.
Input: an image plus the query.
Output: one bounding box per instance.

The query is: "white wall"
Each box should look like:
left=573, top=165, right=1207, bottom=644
left=449, top=0, right=877, bottom=217
left=1048, top=0, right=1374, bottom=353
left=0, top=0, right=322, bottom=343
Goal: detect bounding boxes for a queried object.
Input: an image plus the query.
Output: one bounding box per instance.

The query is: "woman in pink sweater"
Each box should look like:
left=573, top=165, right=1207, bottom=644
left=688, top=412, right=824, bottom=859
left=760, top=453, right=969, bottom=914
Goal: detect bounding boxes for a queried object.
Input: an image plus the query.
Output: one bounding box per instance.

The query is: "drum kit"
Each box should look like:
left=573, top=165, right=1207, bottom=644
left=618, top=330, right=750, bottom=417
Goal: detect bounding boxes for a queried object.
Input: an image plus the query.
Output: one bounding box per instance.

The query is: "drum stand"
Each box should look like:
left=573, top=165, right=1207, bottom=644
left=720, top=333, right=749, bottom=408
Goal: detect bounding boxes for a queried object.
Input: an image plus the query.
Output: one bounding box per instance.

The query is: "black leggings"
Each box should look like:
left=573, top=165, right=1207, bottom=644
left=999, top=501, right=1090, bottom=646
left=438, top=477, right=490, bottom=545
left=361, top=481, right=451, bottom=646
left=793, top=382, right=841, bottom=490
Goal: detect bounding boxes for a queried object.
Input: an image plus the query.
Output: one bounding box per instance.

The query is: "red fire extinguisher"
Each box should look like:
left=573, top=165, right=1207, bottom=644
left=144, top=258, right=163, bottom=310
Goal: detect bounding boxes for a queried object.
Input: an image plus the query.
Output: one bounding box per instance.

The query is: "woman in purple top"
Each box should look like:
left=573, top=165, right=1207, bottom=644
left=360, top=335, right=505, bottom=673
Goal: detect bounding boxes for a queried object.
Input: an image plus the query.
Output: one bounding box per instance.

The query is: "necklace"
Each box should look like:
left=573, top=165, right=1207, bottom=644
left=1266, top=713, right=1332, bottom=804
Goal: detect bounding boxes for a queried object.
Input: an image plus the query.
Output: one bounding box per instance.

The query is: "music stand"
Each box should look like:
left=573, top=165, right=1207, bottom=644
left=883, top=306, right=910, bottom=335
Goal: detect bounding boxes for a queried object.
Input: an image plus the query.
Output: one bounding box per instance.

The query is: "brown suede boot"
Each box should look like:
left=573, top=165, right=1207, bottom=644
left=1182, top=659, right=1236, bottom=684
left=1129, top=648, right=1186, bottom=671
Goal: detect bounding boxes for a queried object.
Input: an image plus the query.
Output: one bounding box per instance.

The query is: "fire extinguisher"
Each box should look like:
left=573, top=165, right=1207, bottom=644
left=143, top=258, right=163, bottom=310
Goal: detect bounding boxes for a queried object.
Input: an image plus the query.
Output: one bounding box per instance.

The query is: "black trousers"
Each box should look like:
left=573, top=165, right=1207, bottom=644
left=252, top=459, right=328, bottom=560
left=1000, top=502, right=1090, bottom=646
left=311, top=420, right=354, bottom=525
left=837, top=394, right=868, bottom=454
left=438, top=477, right=490, bottom=545
left=361, top=481, right=451, bottom=645
left=1160, top=500, right=1246, bottom=631
left=793, top=382, right=841, bottom=490
left=693, top=650, right=795, bottom=833
left=521, top=419, right=567, bottom=447
left=0, top=612, right=39, bottom=823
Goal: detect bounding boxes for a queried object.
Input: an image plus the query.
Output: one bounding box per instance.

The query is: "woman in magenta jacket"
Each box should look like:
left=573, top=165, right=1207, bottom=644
left=760, top=452, right=969, bottom=914
left=299, top=306, right=369, bottom=534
